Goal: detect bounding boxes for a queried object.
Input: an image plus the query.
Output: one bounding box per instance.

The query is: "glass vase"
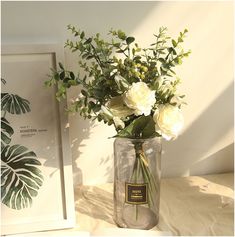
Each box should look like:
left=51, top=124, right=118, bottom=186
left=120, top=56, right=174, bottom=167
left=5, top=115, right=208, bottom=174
left=113, top=137, right=161, bottom=230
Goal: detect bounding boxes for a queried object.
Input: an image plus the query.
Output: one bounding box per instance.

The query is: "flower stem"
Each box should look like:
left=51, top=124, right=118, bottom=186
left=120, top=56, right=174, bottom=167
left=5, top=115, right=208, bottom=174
left=130, top=141, right=157, bottom=220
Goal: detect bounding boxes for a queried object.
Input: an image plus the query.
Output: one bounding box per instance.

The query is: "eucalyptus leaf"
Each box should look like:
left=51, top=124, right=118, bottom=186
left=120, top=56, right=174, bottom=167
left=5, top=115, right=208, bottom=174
left=117, top=30, right=126, bottom=40
left=69, top=71, right=75, bottom=80
left=178, top=37, right=183, bottom=43
left=126, top=37, right=135, bottom=45
left=80, top=31, right=85, bottom=39
left=58, top=62, right=64, bottom=70
left=172, top=39, right=177, bottom=47
left=59, top=71, right=65, bottom=80
left=84, top=38, right=92, bottom=44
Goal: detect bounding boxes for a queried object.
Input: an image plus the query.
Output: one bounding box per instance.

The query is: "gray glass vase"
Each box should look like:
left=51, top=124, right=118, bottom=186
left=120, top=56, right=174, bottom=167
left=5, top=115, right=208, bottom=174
left=113, top=137, right=161, bottom=229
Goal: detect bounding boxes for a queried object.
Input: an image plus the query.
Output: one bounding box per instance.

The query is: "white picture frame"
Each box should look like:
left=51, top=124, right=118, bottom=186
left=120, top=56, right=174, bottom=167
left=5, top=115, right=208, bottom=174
left=1, top=44, right=75, bottom=235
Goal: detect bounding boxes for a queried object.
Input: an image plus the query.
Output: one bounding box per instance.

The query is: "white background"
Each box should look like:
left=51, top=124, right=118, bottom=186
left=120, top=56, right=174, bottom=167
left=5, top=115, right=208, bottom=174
left=2, top=1, right=233, bottom=185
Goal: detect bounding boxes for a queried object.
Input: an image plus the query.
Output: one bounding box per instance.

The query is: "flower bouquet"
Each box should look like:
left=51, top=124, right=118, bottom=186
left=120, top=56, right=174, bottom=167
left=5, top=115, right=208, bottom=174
left=45, top=25, right=190, bottom=229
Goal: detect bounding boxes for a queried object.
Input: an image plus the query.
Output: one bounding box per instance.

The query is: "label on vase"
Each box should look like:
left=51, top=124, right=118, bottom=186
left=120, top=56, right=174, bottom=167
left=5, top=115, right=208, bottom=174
left=125, top=183, right=148, bottom=205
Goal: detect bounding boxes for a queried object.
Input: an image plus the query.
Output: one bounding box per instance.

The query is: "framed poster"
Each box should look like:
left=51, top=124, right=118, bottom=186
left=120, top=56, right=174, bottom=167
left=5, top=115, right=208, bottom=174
left=1, top=44, right=75, bottom=235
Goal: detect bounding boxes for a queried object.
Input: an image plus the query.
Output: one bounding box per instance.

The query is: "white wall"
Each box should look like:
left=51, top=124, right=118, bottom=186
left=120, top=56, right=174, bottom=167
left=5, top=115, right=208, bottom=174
left=2, top=1, right=234, bottom=185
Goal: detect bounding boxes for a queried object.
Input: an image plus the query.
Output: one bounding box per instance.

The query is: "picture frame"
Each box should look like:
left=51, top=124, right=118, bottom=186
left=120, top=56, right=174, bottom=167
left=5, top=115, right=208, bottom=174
left=1, top=44, right=75, bottom=235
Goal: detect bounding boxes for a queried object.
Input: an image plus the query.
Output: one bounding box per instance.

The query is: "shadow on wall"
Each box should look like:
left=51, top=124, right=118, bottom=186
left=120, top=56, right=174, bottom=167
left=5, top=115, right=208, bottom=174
left=99, top=155, right=114, bottom=183
left=162, top=81, right=234, bottom=177
left=70, top=115, right=96, bottom=186
left=72, top=81, right=234, bottom=184
left=71, top=82, right=234, bottom=184
left=191, top=143, right=234, bottom=176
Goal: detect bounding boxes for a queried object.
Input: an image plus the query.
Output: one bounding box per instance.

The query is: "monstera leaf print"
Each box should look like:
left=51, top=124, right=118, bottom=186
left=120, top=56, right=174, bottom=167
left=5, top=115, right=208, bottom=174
left=1, top=145, right=43, bottom=209
left=1, top=117, right=14, bottom=149
left=1, top=93, right=30, bottom=114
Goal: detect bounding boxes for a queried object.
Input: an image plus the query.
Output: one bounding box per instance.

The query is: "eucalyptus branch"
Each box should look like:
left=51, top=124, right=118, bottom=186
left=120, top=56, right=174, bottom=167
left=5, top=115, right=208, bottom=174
left=46, top=25, right=190, bottom=128
left=89, top=42, right=104, bottom=68
left=116, top=45, right=129, bottom=57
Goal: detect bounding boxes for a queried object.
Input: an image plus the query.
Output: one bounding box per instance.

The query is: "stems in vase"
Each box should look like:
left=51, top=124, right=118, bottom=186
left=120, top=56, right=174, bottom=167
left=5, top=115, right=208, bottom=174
left=129, top=141, right=157, bottom=220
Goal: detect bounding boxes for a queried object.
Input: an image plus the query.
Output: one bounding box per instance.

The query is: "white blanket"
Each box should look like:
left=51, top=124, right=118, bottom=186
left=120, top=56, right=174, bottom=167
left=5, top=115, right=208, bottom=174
left=74, top=173, right=234, bottom=236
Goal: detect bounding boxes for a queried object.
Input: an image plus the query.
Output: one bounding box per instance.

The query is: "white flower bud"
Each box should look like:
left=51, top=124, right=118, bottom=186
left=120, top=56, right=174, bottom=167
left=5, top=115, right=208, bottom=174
left=115, top=75, right=130, bottom=91
left=101, top=105, right=113, bottom=119
left=113, top=116, right=125, bottom=129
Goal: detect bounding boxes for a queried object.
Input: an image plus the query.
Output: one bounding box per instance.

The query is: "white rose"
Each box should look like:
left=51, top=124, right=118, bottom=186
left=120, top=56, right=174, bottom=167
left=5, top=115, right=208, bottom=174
left=153, top=104, right=184, bottom=140
left=124, top=82, right=156, bottom=116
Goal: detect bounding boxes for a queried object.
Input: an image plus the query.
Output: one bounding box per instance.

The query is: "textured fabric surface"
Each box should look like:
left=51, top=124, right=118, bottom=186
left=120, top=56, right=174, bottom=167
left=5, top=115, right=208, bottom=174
left=17, top=173, right=233, bottom=236
left=73, top=173, right=234, bottom=236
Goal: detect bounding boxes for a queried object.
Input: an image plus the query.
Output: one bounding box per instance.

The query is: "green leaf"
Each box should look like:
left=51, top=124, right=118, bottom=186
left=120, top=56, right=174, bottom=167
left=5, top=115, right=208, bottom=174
left=158, top=58, right=165, bottom=63
left=68, top=80, right=78, bottom=86
left=59, top=71, right=65, bottom=80
left=1, top=145, right=43, bottom=209
left=126, top=37, right=135, bottom=45
left=86, top=55, right=94, bottom=60
left=58, top=62, right=64, bottom=70
left=54, top=72, right=60, bottom=81
left=116, top=115, right=157, bottom=139
left=171, top=48, right=177, bottom=55
left=113, top=43, right=121, bottom=47
left=80, top=31, right=85, bottom=39
left=178, top=37, right=183, bottom=43
left=174, top=57, right=182, bottom=65
left=1, top=117, right=14, bottom=149
left=141, top=117, right=157, bottom=138
left=116, top=49, right=124, bottom=53
left=81, top=89, right=88, bottom=96
left=133, top=56, right=142, bottom=62
left=1, top=93, right=30, bottom=115
left=84, top=38, right=92, bottom=44
left=117, top=30, right=126, bottom=40
left=63, top=77, right=70, bottom=83
left=172, top=39, right=177, bottom=47
left=69, top=71, right=75, bottom=80
left=183, top=50, right=191, bottom=57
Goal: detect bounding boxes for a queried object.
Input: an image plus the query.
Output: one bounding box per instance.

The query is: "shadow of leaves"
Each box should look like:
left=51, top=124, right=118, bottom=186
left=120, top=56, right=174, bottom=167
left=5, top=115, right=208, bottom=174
left=74, top=185, right=114, bottom=224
